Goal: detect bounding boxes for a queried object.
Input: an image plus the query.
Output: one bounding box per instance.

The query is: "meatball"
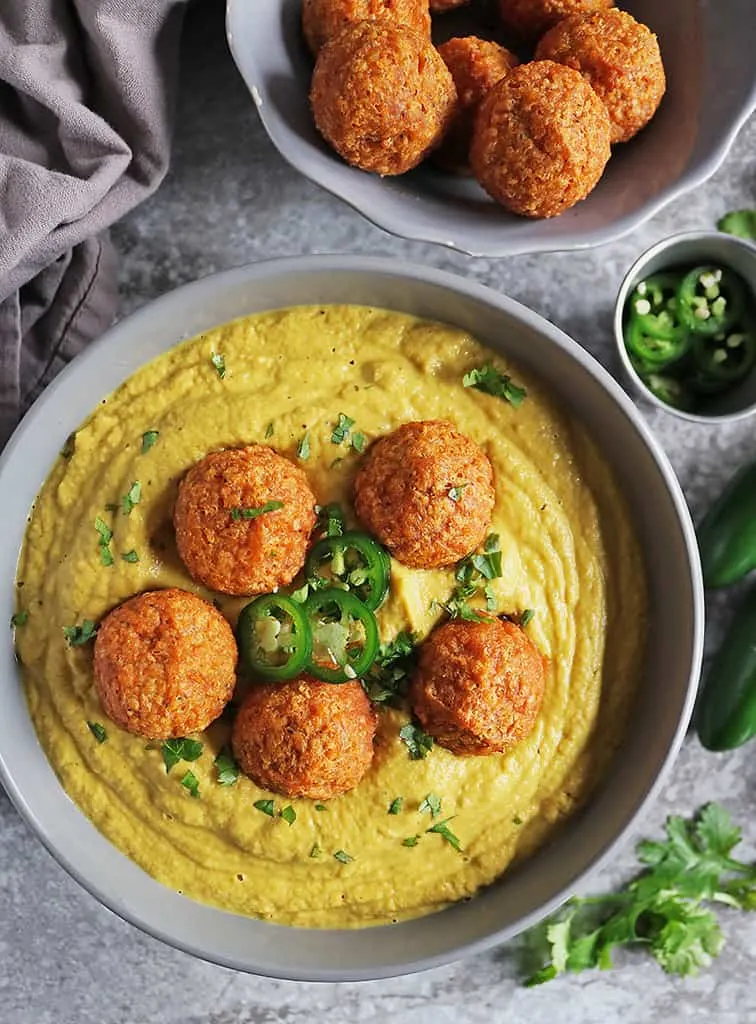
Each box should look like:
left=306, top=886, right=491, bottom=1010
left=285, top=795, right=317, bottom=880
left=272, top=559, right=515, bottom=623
left=174, top=445, right=316, bottom=596
left=430, top=0, right=470, bottom=10
left=232, top=676, right=377, bottom=799
left=535, top=10, right=665, bottom=144
left=93, top=588, right=237, bottom=740
left=497, top=0, right=614, bottom=40
left=436, top=37, right=519, bottom=173
left=302, top=0, right=431, bottom=56
left=353, top=419, right=494, bottom=569
left=310, top=21, right=457, bottom=176
left=470, top=61, right=611, bottom=218
left=410, top=617, right=545, bottom=756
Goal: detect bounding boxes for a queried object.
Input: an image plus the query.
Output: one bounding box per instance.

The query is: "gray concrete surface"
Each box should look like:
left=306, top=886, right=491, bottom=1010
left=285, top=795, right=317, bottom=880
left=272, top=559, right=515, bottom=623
left=2, top=3, right=756, bottom=1022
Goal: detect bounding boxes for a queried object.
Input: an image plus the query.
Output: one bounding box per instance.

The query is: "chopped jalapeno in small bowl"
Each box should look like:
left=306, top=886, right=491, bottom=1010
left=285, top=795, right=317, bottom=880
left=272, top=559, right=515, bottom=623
left=614, top=231, right=756, bottom=423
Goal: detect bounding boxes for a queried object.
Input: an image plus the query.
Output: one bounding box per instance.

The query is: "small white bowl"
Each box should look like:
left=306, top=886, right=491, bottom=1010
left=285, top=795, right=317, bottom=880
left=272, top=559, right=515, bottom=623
left=614, top=231, right=756, bottom=424
left=226, top=0, right=756, bottom=257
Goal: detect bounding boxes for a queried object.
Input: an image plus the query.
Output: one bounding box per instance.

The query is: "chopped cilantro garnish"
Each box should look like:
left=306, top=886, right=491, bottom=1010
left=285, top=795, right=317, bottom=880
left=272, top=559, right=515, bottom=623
left=254, top=799, right=276, bottom=817
left=290, top=583, right=310, bottom=604
left=484, top=585, right=497, bottom=612
left=210, top=352, right=226, bottom=378
left=314, top=803, right=328, bottom=812
left=718, top=209, right=756, bottom=241
left=161, top=737, right=203, bottom=774
left=388, top=797, right=403, bottom=815
left=427, top=817, right=462, bottom=852
left=141, top=430, right=160, bottom=454
left=120, top=481, right=142, bottom=516
left=87, top=721, right=107, bottom=744
left=419, top=793, right=442, bottom=819
left=350, top=432, right=366, bottom=454
left=297, top=431, right=311, bottom=461
left=525, top=803, right=756, bottom=986
left=330, top=413, right=355, bottom=445
left=181, top=770, right=200, bottom=799
left=402, top=835, right=421, bottom=848
left=448, top=484, right=469, bottom=503
left=463, top=363, right=527, bottom=408
left=519, top=609, right=535, bottom=629
left=10, top=610, right=28, bottom=628
left=399, top=722, right=434, bottom=760
left=265, top=421, right=274, bottom=439
left=63, top=620, right=97, bottom=647
left=230, top=500, right=284, bottom=521
left=280, top=805, right=297, bottom=826
left=61, top=433, right=76, bottom=459
left=364, top=631, right=417, bottom=704
left=310, top=844, right=322, bottom=859
left=214, top=747, right=239, bottom=786
left=443, top=534, right=503, bottom=621
left=315, top=502, right=344, bottom=538
left=333, top=850, right=354, bottom=864
left=121, top=550, right=139, bottom=564
left=95, top=516, right=114, bottom=567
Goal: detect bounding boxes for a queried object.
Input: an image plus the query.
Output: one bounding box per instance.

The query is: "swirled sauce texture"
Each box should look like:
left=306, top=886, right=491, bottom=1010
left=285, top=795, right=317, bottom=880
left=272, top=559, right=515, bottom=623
left=16, top=306, right=646, bottom=927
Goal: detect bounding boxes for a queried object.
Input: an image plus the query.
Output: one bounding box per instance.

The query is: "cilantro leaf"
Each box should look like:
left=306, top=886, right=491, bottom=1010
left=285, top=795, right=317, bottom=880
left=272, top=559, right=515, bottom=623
left=120, top=481, right=142, bottom=516
left=463, top=363, right=527, bottom=408
left=161, top=737, right=203, bottom=774
left=265, top=421, right=274, bottom=439
left=310, top=844, right=322, bottom=859
left=399, top=721, right=434, bottom=760
left=87, top=721, right=107, bottom=744
left=402, top=835, right=421, bottom=848
left=210, top=352, right=226, bottom=378
left=315, top=502, right=345, bottom=539
left=279, top=805, right=297, bottom=826
left=330, top=413, right=355, bottom=445
left=519, top=609, right=535, bottom=629
left=141, top=430, right=160, bottom=454
left=254, top=799, right=276, bottom=817
left=11, top=610, right=28, bottom=628
left=297, top=432, right=311, bottom=461
left=214, top=747, right=239, bottom=786
left=388, top=797, right=403, bottom=815
left=230, top=500, right=284, bottom=521
left=333, top=850, right=354, bottom=864
left=442, top=534, right=503, bottom=620
left=718, top=209, right=756, bottom=241
left=314, top=803, right=328, bottom=812
left=351, top=432, right=366, bottom=454
left=63, top=620, right=97, bottom=646
left=121, top=549, right=139, bottom=563
left=180, top=770, right=200, bottom=799
left=427, top=817, right=463, bottom=852
left=419, top=793, right=442, bottom=819
left=364, top=630, right=417, bottom=704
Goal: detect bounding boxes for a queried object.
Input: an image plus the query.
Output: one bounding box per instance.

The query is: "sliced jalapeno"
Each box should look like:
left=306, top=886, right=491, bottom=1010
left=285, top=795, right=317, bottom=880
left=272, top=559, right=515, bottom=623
left=306, top=530, right=390, bottom=611
left=692, top=326, right=756, bottom=384
left=305, top=588, right=379, bottom=683
left=625, top=315, right=691, bottom=368
left=645, top=373, right=694, bottom=411
left=677, top=266, right=748, bottom=337
left=237, top=594, right=312, bottom=681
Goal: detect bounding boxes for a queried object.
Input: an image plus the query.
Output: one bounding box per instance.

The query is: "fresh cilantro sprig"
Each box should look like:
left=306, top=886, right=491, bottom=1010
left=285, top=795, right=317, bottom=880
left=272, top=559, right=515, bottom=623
left=399, top=721, right=434, bottom=760
left=364, top=630, right=417, bottom=704
left=214, top=747, right=239, bottom=786
left=442, top=533, right=503, bottom=621
left=161, top=737, right=203, bottom=774
left=463, top=364, right=527, bottom=408
left=63, top=620, right=97, bottom=647
left=525, top=804, right=756, bottom=985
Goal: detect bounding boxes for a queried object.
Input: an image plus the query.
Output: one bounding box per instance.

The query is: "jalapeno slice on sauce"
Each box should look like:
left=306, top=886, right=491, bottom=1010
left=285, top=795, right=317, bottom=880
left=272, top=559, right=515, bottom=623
left=306, top=530, right=390, bottom=611
left=305, top=588, right=379, bottom=684
left=237, top=594, right=312, bottom=681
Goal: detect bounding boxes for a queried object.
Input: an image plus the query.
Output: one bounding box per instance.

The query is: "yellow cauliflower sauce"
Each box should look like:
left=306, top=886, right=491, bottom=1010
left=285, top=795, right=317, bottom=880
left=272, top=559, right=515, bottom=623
left=14, top=305, right=646, bottom=928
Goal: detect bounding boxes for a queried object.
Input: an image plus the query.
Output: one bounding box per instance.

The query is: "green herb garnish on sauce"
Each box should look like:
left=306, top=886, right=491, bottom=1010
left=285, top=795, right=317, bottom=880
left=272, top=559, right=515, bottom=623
left=330, top=413, right=355, bottom=445
left=254, top=799, right=276, bottom=817
left=10, top=610, right=28, bottom=628
left=333, top=850, right=354, bottom=864
left=519, top=609, right=535, bottom=629
left=95, top=516, right=114, bottom=567
left=120, top=481, right=142, bottom=516
left=121, top=550, right=139, bottom=564
left=141, top=430, right=160, bottom=454
left=314, top=803, right=328, bottom=812
left=297, top=431, right=311, bottom=461
left=230, top=500, right=284, bottom=522
left=419, top=793, right=442, bottom=819
left=350, top=431, right=367, bottom=454
left=63, top=620, right=97, bottom=647
left=210, top=352, right=226, bottom=379
left=214, top=747, right=239, bottom=786
left=388, top=797, right=403, bottom=815
left=399, top=722, right=434, bottom=761
left=265, top=421, right=274, bottom=439
left=87, top=721, right=107, bottom=744
left=279, top=805, right=297, bottom=826
left=161, top=737, right=203, bottom=774
left=402, top=835, right=420, bottom=848
left=427, top=817, right=463, bottom=852
left=364, top=631, right=417, bottom=704
left=463, top=363, right=527, bottom=408
left=181, top=770, right=200, bottom=799
left=310, top=844, right=322, bottom=859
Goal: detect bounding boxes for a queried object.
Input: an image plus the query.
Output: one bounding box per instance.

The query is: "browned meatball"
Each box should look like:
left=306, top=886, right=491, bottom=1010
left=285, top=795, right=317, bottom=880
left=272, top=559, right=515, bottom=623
left=470, top=61, right=611, bottom=218
left=497, top=0, right=614, bottom=40
left=410, top=617, right=545, bottom=756
left=436, top=36, right=519, bottom=173
left=536, top=10, right=665, bottom=144
left=302, top=0, right=431, bottom=56
left=174, top=445, right=316, bottom=597
left=93, top=589, right=237, bottom=740
left=430, top=0, right=471, bottom=10
left=232, top=676, right=377, bottom=799
left=354, top=419, right=495, bottom=569
left=310, top=21, right=457, bottom=176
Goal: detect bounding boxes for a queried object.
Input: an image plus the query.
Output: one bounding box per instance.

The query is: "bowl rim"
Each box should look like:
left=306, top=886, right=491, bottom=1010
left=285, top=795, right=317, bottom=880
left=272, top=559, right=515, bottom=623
left=613, top=230, right=756, bottom=424
left=0, top=255, right=704, bottom=981
left=224, top=0, right=756, bottom=258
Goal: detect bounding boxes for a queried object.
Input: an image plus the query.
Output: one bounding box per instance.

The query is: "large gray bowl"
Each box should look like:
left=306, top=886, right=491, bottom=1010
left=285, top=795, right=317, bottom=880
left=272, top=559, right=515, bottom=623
left=226, top=0, right=756, bottom=257
left=0, top=257, right=703, bottom=980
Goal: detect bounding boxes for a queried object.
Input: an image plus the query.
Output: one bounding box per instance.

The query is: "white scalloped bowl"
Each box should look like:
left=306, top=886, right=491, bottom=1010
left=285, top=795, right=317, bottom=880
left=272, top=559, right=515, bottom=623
left=226, top=0, right=756, bottom=257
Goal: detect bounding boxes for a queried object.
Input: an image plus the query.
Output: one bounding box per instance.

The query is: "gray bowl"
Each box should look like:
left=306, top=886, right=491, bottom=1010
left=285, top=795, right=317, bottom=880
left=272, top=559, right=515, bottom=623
left=0, top=257, right=703, bottom=980
left=226, top=0, right=756, bottom=257
left=614, top=231, right=756, bottom=423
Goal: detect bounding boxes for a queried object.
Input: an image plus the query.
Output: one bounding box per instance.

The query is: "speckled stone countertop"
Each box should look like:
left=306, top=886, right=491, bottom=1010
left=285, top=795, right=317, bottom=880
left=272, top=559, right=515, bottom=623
left=2, top=4, right=756, bottom=1022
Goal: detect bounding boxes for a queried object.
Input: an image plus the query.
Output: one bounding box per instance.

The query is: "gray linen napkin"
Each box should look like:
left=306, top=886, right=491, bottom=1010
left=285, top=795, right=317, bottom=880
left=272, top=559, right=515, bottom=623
left=0, top=0, right=188, bottom=446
